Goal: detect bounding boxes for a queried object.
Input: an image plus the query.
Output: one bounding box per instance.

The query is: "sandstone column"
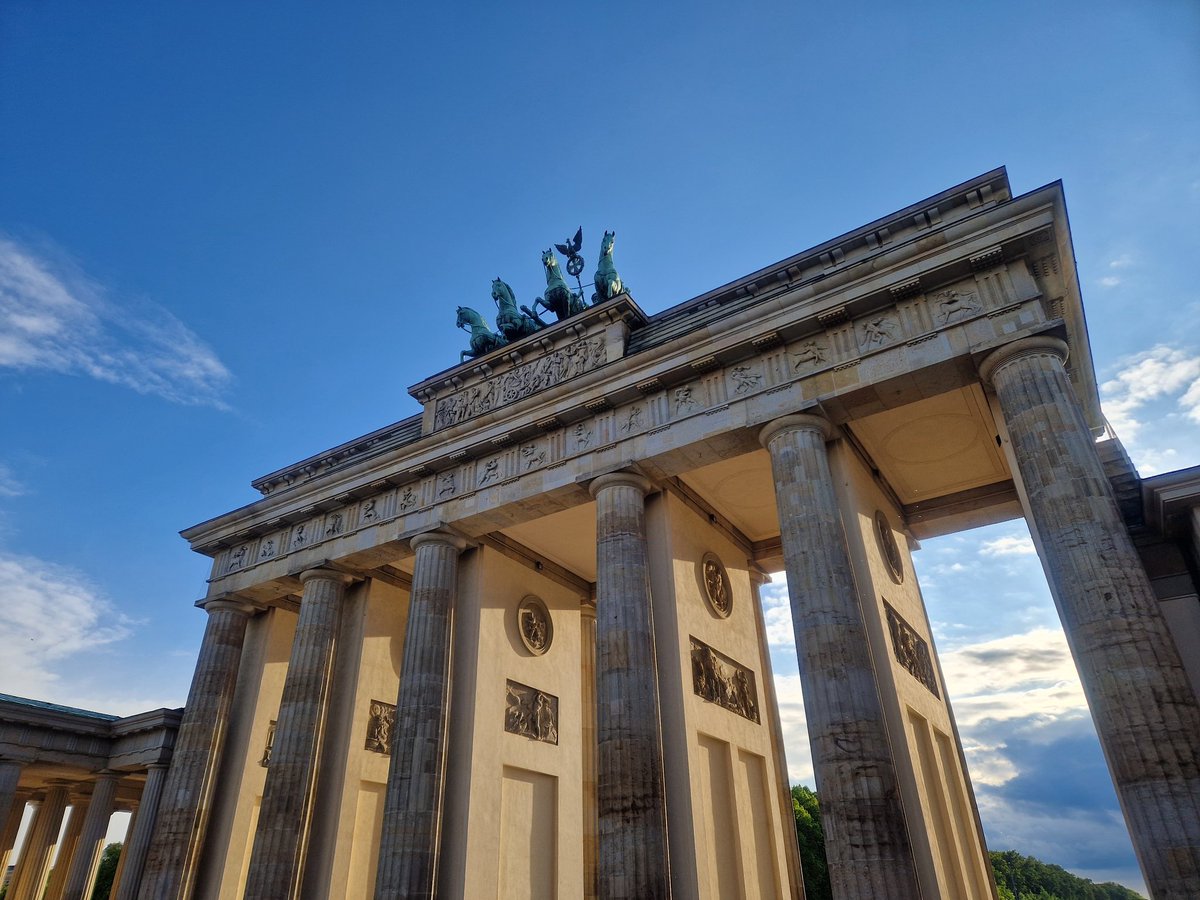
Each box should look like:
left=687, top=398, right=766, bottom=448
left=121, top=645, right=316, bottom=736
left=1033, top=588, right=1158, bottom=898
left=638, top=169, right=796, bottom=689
left=243, top=568, right=353, bottom=900
left=138, top=597, right=257, bottom=900
left=112, top=764, right=168, bottom=900
left=59, top=771, right=119, bottom=900
left=589, top=471, right=671, bottom=900
left=44, top=796, right=89, bottom=900
left=0, top=789, right=31, bottom=877
left=580, top=590, right=599, bottom=900
left=759, top=414, right=920, bottom=899
left=981, top=336, right=1200, bottom=897
left=374, top=530, right=466, bottom=900
left=9, top=783, right=70, bottom=900
left=0, top=761, right=23, bottom=829
left=108, top=803, right=137, bottom=900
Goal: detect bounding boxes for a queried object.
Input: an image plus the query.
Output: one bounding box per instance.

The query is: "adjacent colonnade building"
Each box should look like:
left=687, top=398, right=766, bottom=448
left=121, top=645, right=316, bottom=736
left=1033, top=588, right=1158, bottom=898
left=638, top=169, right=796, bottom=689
left=7, top=168, right=1195, bottom=899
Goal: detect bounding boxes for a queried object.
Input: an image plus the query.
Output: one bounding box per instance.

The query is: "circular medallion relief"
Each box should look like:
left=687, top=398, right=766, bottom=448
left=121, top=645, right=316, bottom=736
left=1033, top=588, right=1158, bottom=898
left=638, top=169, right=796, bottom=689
left=699, top=552, right=733, bottom=618
left=516, top=595, right=553, bottom=656
left=874, top=510, right=905, bottom=584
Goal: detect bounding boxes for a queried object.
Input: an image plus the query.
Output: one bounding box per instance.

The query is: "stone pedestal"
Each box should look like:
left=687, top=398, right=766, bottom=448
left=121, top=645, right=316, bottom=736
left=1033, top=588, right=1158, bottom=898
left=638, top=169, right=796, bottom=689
left=981, top=336, right=1200, bottom=897
left=759, top=414, right=920, bottom=900
left=243, top=569, right=353, bottom=900
left=589, top=471, right=671, bottom=900
left=60, top=771, right=119, bottom=900
left=374, top=530, right=466, bottom=900
left=112, top=764, right=168, bottom=900
left=138, top=598, right=256, bottom=900
left=9, top=784, right=70, bottom=900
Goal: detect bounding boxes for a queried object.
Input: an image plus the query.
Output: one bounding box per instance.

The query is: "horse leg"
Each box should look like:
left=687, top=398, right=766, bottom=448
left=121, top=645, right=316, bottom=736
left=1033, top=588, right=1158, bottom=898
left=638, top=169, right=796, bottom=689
left=521, top=304, right=549, bottom=329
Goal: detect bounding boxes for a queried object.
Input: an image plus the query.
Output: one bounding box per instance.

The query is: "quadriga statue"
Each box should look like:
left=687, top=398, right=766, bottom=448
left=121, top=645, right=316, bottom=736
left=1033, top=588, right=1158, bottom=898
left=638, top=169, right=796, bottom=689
left=491, top=277, right=544, bottom=341
left=593, top=230, right=625, bottom=302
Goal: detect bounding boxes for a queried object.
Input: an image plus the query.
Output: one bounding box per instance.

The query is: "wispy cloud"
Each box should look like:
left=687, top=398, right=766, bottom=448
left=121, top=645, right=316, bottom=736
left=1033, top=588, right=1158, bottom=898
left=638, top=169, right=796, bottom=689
left=1100, top=344, right=1200, bottom=441
left=0, top=463, right=24, bottom=498
left=0, top=551, right=131, bottom=696
left=0, top=236, right=232, bottom=407
left=979, top=534, right=1036, bottom=557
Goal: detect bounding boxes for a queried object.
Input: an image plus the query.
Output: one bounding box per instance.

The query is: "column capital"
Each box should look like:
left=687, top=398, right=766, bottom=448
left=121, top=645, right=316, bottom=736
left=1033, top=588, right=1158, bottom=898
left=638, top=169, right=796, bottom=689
left=408, top=530, right=467, bottom=553
left=978, top=335, right=1069, bottom=386
left=587, top=469, right=652, bottom=498
left=758, top=412, right=833, bottom=448
left=298, top=567, right=355, bottom=586
left=200, top=596, right=258, bottom=617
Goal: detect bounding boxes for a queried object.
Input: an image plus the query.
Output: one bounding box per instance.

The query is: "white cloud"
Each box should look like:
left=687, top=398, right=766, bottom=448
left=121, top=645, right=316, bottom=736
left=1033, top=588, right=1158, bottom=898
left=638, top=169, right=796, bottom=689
left=1099, top=344, right=1200, bottom=442
left=0, top=463, right=24, bottom=498
left=1107, top=254, right=1134, bottom=270
left=0, top=236, right=232, bottom=407
left=0, top=551, right=133, bottom=704
left=1098, top=276, right=1121, bottom=288
left=979, top=534, right=1036, bottom=557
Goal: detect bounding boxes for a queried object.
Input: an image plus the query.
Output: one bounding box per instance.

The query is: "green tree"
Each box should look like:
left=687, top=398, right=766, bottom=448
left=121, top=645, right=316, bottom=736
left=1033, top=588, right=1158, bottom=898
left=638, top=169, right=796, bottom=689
left=790, top=785, right=832, bottom=900
left=89, top=842, right=122, bottom=900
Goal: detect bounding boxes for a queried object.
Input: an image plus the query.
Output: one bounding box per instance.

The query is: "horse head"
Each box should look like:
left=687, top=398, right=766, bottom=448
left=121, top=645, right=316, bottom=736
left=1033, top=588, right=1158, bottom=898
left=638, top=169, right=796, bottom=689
left=456, top=305, right=480, bottom=330
left=541, top=248, right=560, bottom=277
left=491, top=278, right=516, bottom=308
left=600, top=230, right=616, bottom=256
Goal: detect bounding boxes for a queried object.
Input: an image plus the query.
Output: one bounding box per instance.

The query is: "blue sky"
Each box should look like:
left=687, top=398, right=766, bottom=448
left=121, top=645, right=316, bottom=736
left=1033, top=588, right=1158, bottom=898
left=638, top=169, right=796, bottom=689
left=2, top=1, right=1198, bottom=893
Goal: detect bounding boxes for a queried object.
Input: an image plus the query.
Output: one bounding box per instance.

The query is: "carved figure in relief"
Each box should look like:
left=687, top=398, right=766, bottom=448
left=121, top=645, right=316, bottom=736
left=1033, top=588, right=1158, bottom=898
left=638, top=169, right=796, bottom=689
left=592, top=230, right=625, bottom=302
left=861, top=315, right=897, bottom=348
left=528, top=248, right=586, bottom=322
left=521, top=607, right=548, bottom=652
left=792, top=340, right=828, bottom=369
left=292, top=524, right=306, bottom=548
left=674, top=385, right=698, bottom=412
left=260, top=539, right=275, bottom=559
left=325, top=513, right=343, bottom=536
left=504, top=680, right=559, bottom=744
left=521, top=444, right=546, bottom=469
left=730, top=365, right=761, bottom=394
left=361, top=498, right=376, bottom=521
left=438, top=473, right=455, bottom=496
left=703, top=557, right=732, bottom=617
left=399, top=487, right=416, bottom=511
left=690, top=637, right=760, bottom=722
left=491, top=277, right=545, bottom=341
left=935, top=288, right=979, bottom=324
left=620, top=405, right=644, bottom=432
left=479, top=458, right=500, bottom=485
left=534, top=692, right=557, bottom=743
left=456, top=306, right=508, bottom=363
left=227, top=545, right=247, bottom=572
left=365, top=700, right=396, bottom=755
left=574, top=423, right=593, bottom=447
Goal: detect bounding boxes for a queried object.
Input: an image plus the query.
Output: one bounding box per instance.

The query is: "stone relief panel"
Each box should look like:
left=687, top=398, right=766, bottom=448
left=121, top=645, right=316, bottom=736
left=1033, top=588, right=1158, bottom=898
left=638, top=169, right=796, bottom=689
left=729, top=364, right=762, bottom=395
left=690, top=637, right=759, bottom=723
left=433, top=335, right=607, bottom=431
left=505, top=680, right=559, bottom=745
left=791, top=339, right=829, bottom=371
left=365, top=699, right=396, bottom=755
left=859, top=313, right=899, bottom=350
left=699, top=552, right=733, bottom=619
left=259, top=719, right=277, bottom=767
left=516, top=595, right=553, bottom=656
left=874, top=510, right=905, bottom=585
left=884, top=602, right=940, bottom=698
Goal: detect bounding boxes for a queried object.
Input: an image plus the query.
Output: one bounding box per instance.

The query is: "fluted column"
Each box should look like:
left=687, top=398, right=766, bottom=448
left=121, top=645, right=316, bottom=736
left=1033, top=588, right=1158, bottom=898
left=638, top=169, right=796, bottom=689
left=59, top=771, right=119, bottom=900
left=759, top=414, right=919, bottom=900
left=981, top=336, right=1200, bottom=898
left=138, top=598, right=256, bottom=900
left=0, top=761, right=23, bottom=828
left=0, top=789, right=31, bottom=877
left=9, top=783, right=70, bottom=900
left=243, top=568, right=353, bottom=900
left=374, top=530, right=466, bottom=900
left=44, top=796, right=89, bottom=900
left=108, top=803, right=137, bottom=900
left=589, top=471, right=671, bottom=900
left=111, top=764, right=167, bottom=900
left=580, top=590, right=599, bottom=900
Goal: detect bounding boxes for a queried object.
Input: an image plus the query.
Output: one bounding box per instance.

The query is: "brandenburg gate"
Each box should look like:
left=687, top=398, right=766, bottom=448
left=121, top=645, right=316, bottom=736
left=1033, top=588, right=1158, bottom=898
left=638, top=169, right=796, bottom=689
left=123, top=169, right=1200, bottom=898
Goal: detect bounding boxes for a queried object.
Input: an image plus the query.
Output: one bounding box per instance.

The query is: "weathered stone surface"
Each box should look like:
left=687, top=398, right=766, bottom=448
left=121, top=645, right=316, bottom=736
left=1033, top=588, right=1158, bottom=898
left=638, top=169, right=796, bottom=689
left=374, top=530, right=465, bottom=900
left=243, top=569, right=353, bottom=900
left=112, top=763, right=168, bottom=900
left=590, top=471, right=671, bottom=900
left=759, top=414, right=920, bottom=900
left=138, top=599, right=255, bottom=900
left=9, top=784, right=69, bottom=900
left=981, top=336, right=1200, bottom=898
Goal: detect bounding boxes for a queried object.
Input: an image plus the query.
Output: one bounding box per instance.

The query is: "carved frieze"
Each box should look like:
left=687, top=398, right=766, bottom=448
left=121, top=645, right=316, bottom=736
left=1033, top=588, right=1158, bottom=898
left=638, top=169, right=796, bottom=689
left=365, top=699, right=396, bottom=755
left=933, top=288, right=979, bottom=325
left=885, top=602, right=940, bottom=698
left=690, top=637, right=759, bottom=723
left=874, top=510, right=905, bottom=584
left=433, top=335, right=606, bottom=431
left=505, top=680, right=558, bottom=744
left=699, top=553, right=733, bottom=619
left=517, top=595, right=553, bottom=656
